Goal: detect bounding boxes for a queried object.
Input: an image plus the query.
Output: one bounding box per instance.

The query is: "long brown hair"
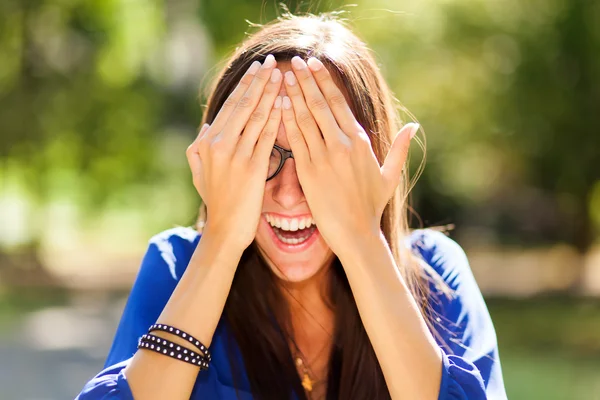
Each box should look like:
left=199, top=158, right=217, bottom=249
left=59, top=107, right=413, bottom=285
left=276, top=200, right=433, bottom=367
left=197, top=12, right=451, bottom=400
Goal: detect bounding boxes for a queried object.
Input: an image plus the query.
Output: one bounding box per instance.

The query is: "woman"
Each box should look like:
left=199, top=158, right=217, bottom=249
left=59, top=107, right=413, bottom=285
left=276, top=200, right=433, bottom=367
left=76, top=12, right=507, bottom=400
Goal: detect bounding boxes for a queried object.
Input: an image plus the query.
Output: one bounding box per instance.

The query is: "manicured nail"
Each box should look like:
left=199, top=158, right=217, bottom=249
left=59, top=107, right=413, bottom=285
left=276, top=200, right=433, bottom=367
left=198, top=123, right=210, bottom=138
left=271, top=68, right=281, bottom=83
left=274, top=96, right=282, bottom=109
left=409, top=123, right=420, bottom=139
left=282, top=96, right=292, bottom=110
left=284, top=71, right=296, bottom=86
left=307, top=57, right=323, bottom=71
left=247, top=61, right=261, bottom=75
left=264, top=54, right=276, bottom=68
left=291, top=56, right=306, bottom=70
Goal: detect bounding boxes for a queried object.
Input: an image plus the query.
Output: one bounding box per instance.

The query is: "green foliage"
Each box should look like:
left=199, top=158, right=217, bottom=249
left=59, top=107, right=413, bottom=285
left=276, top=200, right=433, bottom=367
left=488, top=297, right=600, bottom=399
left=0, top=0, right=598, bottom=250
left=351, top=0, right=599, bottom=248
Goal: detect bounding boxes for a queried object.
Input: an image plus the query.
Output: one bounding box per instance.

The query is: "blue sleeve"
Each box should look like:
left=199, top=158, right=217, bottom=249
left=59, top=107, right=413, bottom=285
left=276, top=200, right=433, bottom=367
left=104, top=227, right=199, bottom=367
left=75, top=227, right=200, bottom=399
left=410, top=229, right=508, bottom=400
left=75, top=359, right=134, bottom=400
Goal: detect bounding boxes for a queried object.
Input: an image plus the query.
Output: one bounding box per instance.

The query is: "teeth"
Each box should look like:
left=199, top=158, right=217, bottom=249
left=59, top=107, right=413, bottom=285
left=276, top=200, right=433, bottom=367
left=266, top=215, right=314, bottom=231
left=298, top=219, right=306, bottom=230
left=273, top=228, right=314, bottom=245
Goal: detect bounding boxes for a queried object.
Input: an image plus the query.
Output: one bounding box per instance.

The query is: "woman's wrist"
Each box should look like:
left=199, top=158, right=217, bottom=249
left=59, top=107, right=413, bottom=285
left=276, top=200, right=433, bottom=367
left=198, top=223, right=247, bottom=266
left=336, top=228, right=388, bottom=268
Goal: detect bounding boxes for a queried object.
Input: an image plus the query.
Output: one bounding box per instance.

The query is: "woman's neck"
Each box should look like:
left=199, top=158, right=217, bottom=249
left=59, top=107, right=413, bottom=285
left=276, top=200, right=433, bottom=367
left=278, top=264, right=335, bottom=398
left=280, top=262, right=334, bottom=342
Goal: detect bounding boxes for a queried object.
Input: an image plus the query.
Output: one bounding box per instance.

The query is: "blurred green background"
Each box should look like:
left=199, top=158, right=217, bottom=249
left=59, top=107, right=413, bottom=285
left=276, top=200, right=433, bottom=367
left=0, top=0, right=599, bottom=399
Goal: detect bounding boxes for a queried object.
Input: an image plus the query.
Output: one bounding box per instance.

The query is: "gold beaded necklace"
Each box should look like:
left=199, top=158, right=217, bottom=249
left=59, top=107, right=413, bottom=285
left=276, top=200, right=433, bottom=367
left=295, top=354, right=315, bottom=392
left=291, top=338, right=330, bottom=395
left=282, top=279, right=334, bottom=397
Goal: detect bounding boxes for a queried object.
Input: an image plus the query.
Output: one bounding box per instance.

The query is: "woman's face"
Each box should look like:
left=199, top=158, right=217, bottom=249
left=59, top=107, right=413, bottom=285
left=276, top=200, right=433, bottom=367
left=254, top=62, right=335, bottom=283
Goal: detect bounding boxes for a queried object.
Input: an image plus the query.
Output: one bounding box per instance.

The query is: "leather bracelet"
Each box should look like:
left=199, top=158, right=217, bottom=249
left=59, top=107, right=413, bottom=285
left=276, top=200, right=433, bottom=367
left=137, top=333, right=209, bottom=370
left=148, top=323, right=211, bottom=362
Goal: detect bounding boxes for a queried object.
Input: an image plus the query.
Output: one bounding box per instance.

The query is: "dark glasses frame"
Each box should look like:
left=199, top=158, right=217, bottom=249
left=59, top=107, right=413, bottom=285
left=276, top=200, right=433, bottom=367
left=266, top=144, right=294, bottom=181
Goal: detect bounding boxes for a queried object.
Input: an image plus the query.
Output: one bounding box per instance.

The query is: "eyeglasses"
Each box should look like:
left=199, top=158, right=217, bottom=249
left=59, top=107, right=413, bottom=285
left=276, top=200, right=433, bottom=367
left=267, top=144, right=294, bottom=181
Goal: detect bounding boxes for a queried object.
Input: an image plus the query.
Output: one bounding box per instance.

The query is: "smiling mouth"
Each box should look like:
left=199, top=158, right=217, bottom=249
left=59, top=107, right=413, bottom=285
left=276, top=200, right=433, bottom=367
left=265, top=214, right=318, bottom=246
left=271, top=224, right=317, bottom=245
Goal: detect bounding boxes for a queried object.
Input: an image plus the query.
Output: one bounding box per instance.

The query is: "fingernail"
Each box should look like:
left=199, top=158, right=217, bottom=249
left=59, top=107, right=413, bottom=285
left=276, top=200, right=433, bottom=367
left=291, top=56, right=306, bottom=70
left=247, top=61, right=261, bottom=75
left=271, top=68, right=281, bottom=83
left=409, top=123, right=420, bottom=139
left=282, top=96, right=292, bottom=110
left=274, top=96, right=282, bottom=109
left=264, top=54, right=276, bottom=68
left=307, top=57, right=323, bottom=71
left=199, top=123, right=210, bottom=137
left=284, top=71, right=296, bottom=86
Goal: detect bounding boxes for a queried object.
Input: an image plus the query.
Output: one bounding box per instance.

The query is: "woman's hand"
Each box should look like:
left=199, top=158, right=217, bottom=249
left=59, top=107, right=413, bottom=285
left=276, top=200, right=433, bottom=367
left=280, top=56, right=418, bottom=256
left=186, top=55, right=283, bottom=250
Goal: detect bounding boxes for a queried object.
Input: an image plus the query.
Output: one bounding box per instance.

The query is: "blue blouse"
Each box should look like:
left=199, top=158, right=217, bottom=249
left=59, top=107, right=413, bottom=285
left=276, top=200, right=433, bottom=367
left=75, top=227, right=507, bottom=400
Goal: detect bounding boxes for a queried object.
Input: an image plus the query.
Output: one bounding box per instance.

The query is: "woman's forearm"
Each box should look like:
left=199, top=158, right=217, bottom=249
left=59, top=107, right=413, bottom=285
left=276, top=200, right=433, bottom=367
left=124, top=227, right=243, bottom=400
left=337, top=231, right=443, bottom=400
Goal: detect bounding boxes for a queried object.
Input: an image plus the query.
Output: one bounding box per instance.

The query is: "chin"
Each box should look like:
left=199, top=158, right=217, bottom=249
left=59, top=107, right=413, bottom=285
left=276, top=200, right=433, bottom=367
left=269, top=260, right=326, bottom=283
left=254, top=214, right=334, bottom=284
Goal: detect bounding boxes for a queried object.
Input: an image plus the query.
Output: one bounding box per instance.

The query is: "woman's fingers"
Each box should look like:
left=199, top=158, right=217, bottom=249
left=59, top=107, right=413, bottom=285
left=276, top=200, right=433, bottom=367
left=281, top=96, right=310, bottom=167
left=305, top=57, right=360, bottom=136
left=186, top=123, right=210, bottom=173
left=381, top=123, right=418, bottom=199
left=252, top=96, right=282, bottom=167
left=186, top=123, right=211, bottom=197
left=283, top=69, right=326, bottom=160
left=236, top=67, right=282, bottom=158
left=289, top=56, right=342, bottom=146
left=208, top=61, right=261, bottom=136
left=220, top=54, right=278, bottom=145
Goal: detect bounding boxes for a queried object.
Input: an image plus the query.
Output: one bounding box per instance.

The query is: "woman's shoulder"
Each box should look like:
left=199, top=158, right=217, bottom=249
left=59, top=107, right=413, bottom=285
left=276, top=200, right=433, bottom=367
left=145, top=226, right=201, bottom=281
left=406, top=228, right=474, bottom=291
left=407, top=230, right=506, bottom=399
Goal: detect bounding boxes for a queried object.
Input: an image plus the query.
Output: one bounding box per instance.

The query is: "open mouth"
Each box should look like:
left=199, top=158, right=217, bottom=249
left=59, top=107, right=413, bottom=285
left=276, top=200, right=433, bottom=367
left=272, top=224, right=317, bottom=245
left=265, top=214, right=319, bottom=249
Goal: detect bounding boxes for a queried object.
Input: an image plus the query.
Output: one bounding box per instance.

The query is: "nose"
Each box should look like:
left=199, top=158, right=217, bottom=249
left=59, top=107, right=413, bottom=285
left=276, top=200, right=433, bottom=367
left=270, top=156, right=305, bottom=210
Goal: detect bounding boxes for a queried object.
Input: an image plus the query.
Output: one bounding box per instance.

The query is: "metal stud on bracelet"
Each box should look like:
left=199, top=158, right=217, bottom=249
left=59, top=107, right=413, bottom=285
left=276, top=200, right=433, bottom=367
left=138, top=333, right=209, bottom=370
left=148, top=323, right=212, bottom=362
left=138, top=334, right=208, bottom=369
